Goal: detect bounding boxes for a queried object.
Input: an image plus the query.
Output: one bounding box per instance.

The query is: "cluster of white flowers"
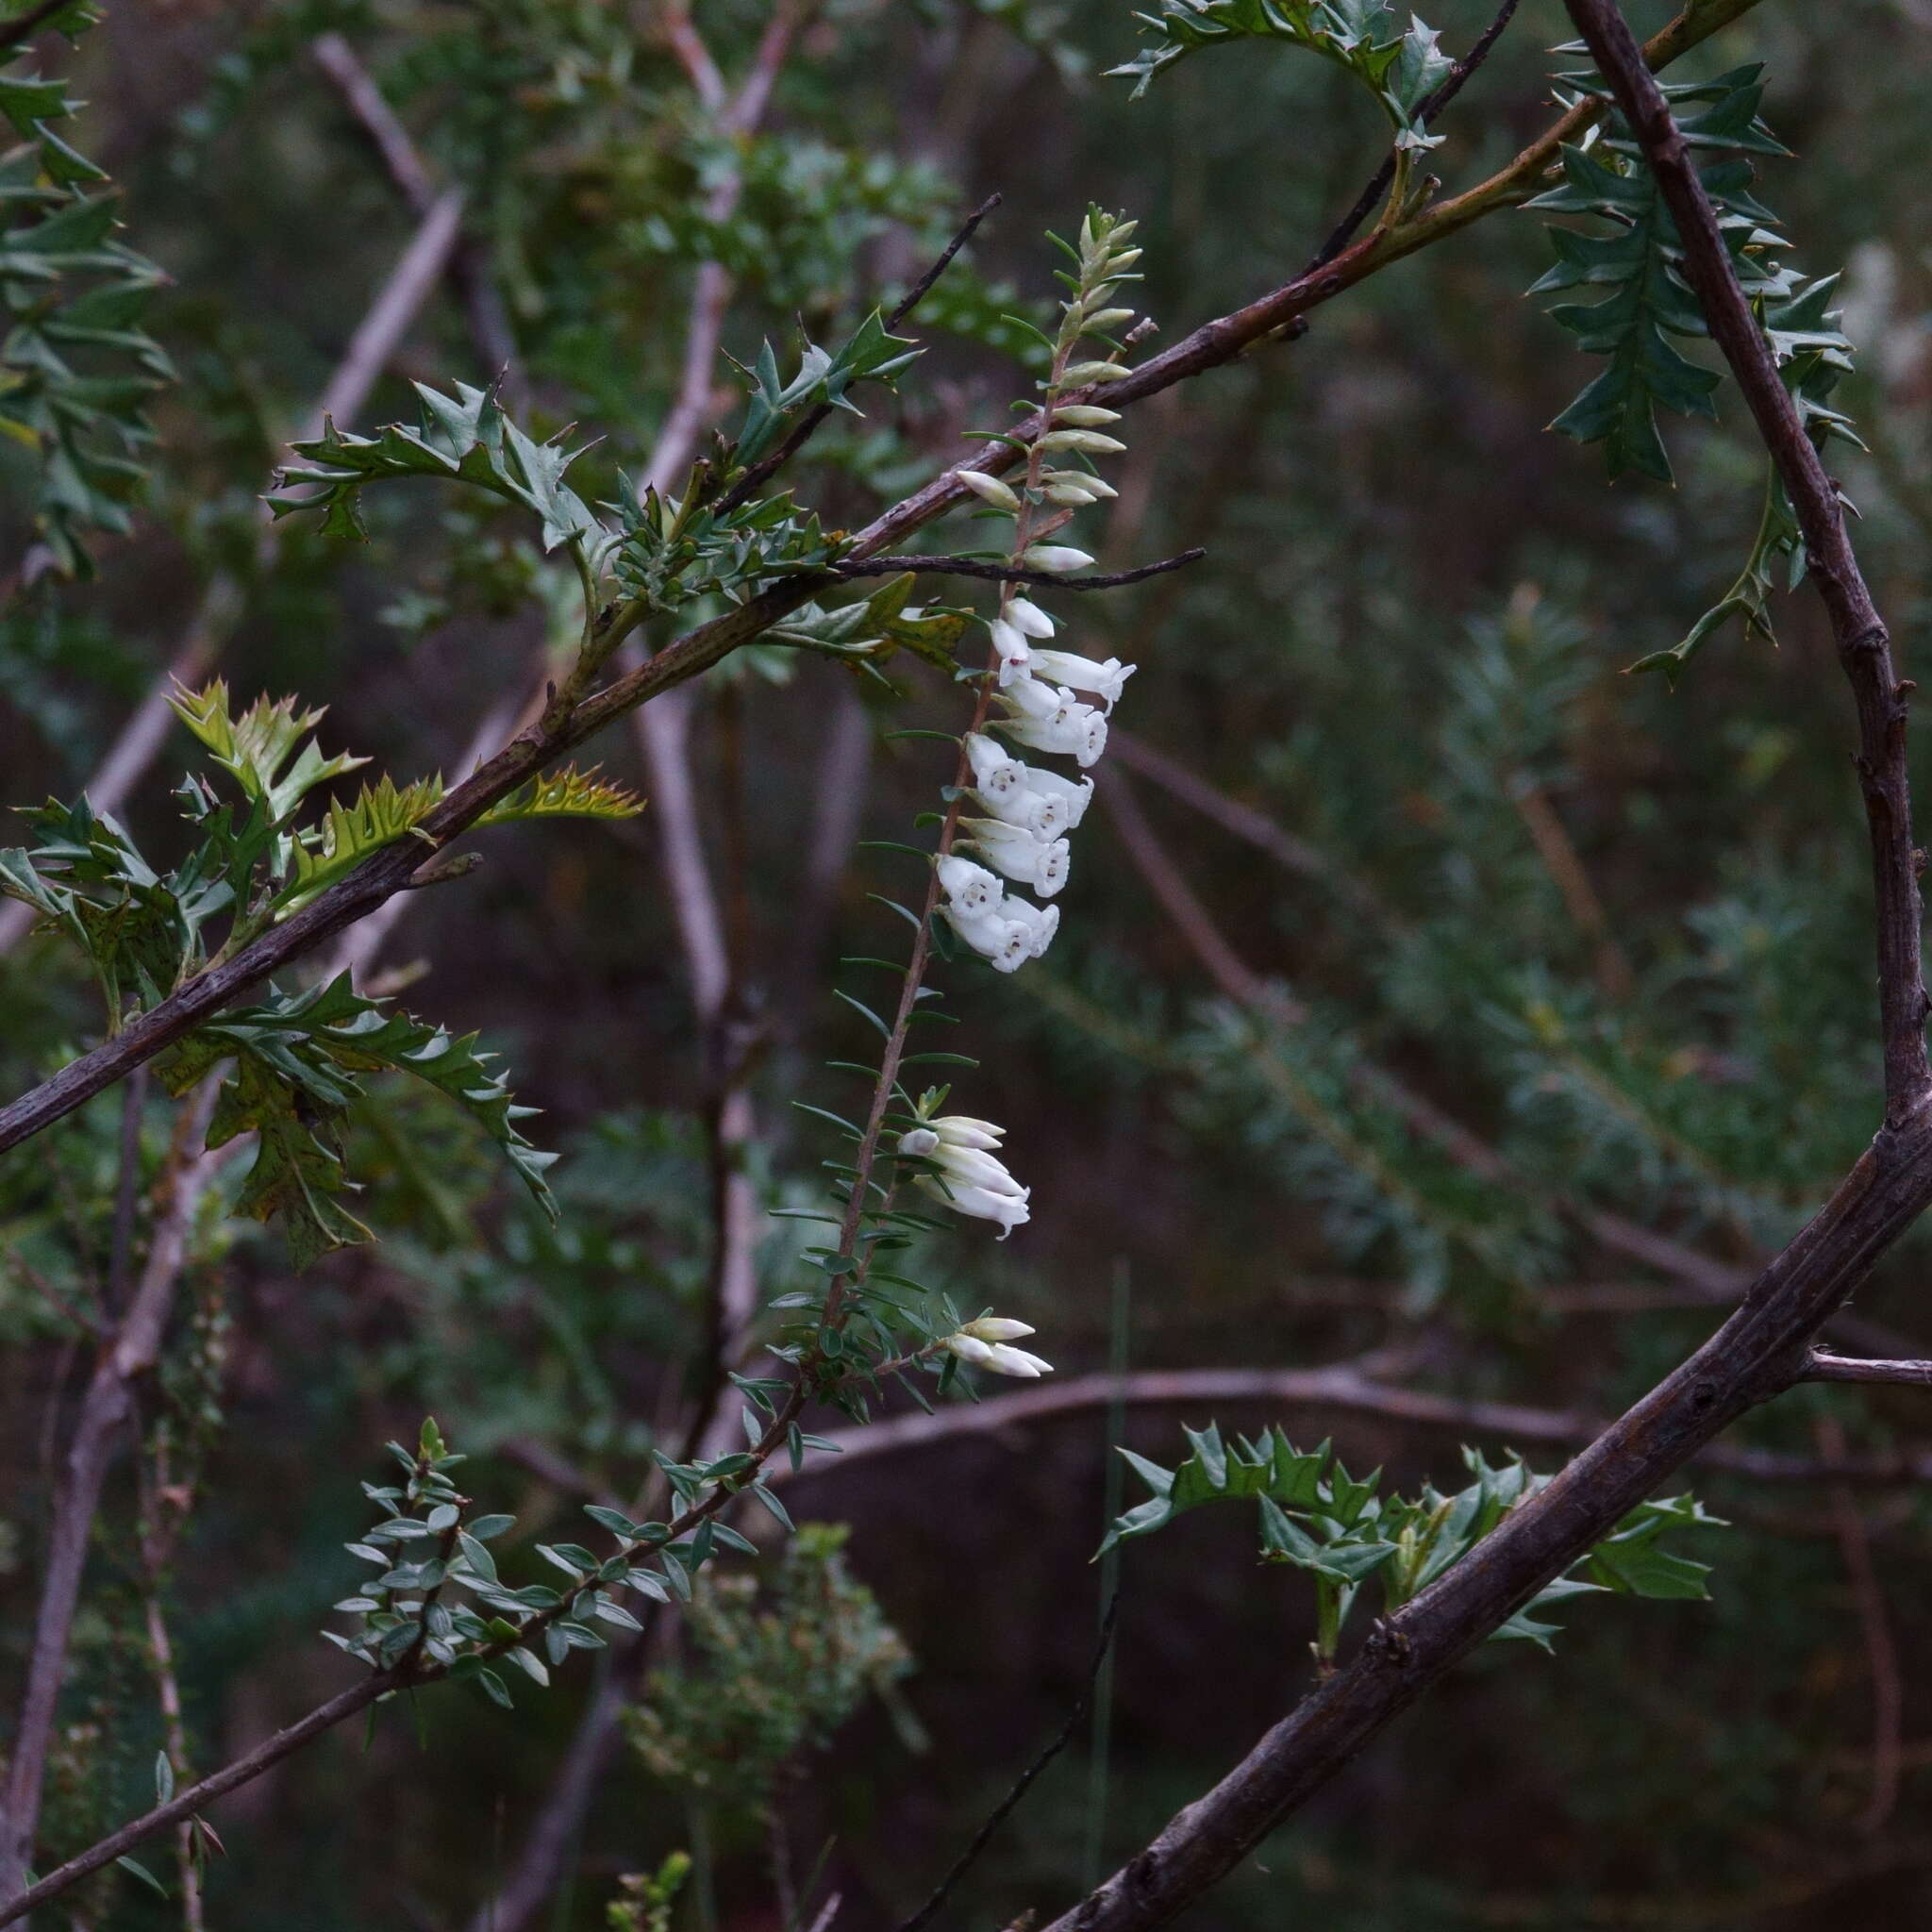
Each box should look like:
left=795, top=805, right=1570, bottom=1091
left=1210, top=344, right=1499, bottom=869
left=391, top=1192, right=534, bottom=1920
left=939, top=1315, right=1051, bottom=1379
left=896, top=1112, right=1029, bottom=1237
left=874, top=213, right=1148, bottom=1382
left=936, top=211, right=1144, bottom=985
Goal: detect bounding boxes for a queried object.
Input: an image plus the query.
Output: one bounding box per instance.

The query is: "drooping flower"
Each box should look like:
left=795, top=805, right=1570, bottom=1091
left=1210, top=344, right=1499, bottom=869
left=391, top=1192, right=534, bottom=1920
left=1028, top=647, right=1136, bottom=712
left=995, top=680, right=1108, bottom=768
left=1002, top=894, right=1060, bottom=958
left=936, top=854, right=1005, bottom=922
left=964, top=818, right=1070, bottom=898
left=943, top=907, right=1032, bottom=974
left=1020, top=765, right=1093, bottom=829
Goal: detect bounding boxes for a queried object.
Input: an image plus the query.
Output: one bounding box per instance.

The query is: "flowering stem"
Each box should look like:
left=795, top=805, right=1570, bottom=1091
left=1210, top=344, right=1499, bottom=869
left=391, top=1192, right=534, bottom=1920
left=816, top=324, right=1082, bottom=1337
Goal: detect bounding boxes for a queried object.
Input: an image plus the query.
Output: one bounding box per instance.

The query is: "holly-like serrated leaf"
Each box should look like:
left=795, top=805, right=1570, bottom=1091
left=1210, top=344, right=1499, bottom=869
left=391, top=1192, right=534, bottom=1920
left=158, top=974, right=558, bottom=1266
left=473, top=765, right=643, bottom=830
left=270, top=379, right=598, bottom=555
left=169, top=679, right=368, bottom=825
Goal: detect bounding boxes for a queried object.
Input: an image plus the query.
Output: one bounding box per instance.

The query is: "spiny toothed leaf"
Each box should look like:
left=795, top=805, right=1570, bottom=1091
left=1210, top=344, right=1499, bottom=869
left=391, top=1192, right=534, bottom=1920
left=473, top=766, right=644, bottom=829
left=269, top=378, right=597, bottom=554
left=168, top=679, right=368, bottom=825
left=276, top=774, right=447, bottom=915
left=157, top=973, right=558, bottom=1267
left=1107, top=0, right=1451, bottom=142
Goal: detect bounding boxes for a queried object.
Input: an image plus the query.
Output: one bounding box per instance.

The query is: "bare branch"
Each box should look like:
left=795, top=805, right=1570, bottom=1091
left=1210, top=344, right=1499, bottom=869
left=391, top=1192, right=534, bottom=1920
left=310, top=35, right=523, bottom=408
left=1566, top=0, right=1929, bottom=1120
left=832, top=548, right=1207, bottom=591
left=1804, top=1352, right=1932, bottom=1387
left=0, top=1083, right=226, bottom=1898
left=895, top=1595, right=1121, bottom=1932
left=1029, top=3, right=1932, bottom=1917
left=1308, top=0, right=1524, bottom=270
left=1100, top=770, right=1297, bottom=1020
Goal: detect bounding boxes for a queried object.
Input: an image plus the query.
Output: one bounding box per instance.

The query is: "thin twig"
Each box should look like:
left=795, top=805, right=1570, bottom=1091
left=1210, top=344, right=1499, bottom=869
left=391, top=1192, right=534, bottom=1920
left=310, top=35, right=523, bottom=408
left=831, top=548, right=1206, bottom=591
left=1804, top=1353, right=1932, bottom=1387
left=715, top=192, right=1004, bottom=515
left=0, top=1083, right=225, bottom=1899
left=1309, top=0, right=1524, bottom=270
left=895, top=1595, right=1121, bottom=1932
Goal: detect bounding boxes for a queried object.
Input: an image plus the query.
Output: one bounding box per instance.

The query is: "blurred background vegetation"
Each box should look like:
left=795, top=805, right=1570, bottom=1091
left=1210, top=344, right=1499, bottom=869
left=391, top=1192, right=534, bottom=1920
left=9, top=0, right=1932, bottom=1925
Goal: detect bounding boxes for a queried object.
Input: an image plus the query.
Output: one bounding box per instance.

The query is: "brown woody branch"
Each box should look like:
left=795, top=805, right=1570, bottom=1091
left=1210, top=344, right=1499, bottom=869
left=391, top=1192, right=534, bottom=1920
left=832, top=548, right=1205, bottom=591
left=0, top=0, right=1762, bottom=1161
left=1037, top=6, right=1932, bottom=1924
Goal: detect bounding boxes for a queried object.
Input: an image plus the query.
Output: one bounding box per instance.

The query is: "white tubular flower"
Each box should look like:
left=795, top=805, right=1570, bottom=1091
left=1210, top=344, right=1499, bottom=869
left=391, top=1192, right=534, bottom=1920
left=964, top=732, right=1026, bottom=806
left=1028, top=647, right=1137, bottom=712
left=998, top=688, right=1108, bottom=768
left=1003, top=894, right=1060, bottom=958
left=988, top=615, right=1031, bottom=685
left=1005, top=597, right=1058, bottom=640
left=941, top=1331, right=997, bottom=1366
left=998, top=672, right=1061, bottom=721
left=965, top=818, right=1071, bottom=898
left=913, top=1116, right=1031, bottom=1237
left=955, top=468, right=1021, bottom=511
left=936, top=854, right=1005, bottom=921
left=1021, top=543, right=1095, bottom=574
left=1021, top=766, right=1093, bottom=828
left=974, top=784, right=1063, bottom=841
left=934, top=1183, right=1031, bottom=1237
left=942, top=905, right=1031, bottom=974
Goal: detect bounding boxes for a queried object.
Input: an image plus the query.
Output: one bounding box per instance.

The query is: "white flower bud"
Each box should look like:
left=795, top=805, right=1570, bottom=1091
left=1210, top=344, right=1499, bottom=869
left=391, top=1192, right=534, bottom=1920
left=999, top=672, right=1061, bottom=721
left=985, top=1342, right=1053, bottom=1375
left=988, top=615, right=1032, bottom=684
left=1042, top=469, right=1118, bottom=503
left=897, top=1127, right=940, bottom=1158
left=1061, top=360, right=1127, bottom=384
left=961, top=1316, right=1036, bottom=1341
left=1005, top=597, right=1058, bottom=639
left=1053, top=406, right=1120, bottom=426
left=1021, top=544, right=1096, bottom=574
left=955, top=467, right=1021, bottom=511
left=942, top=1331, right=997, bottom=1366
left=933, top=1115, right=1005, bottom=1149
left=1037, top=431, right=1125, bottom=455
left=1082, top=307, right=1136, bottom=330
